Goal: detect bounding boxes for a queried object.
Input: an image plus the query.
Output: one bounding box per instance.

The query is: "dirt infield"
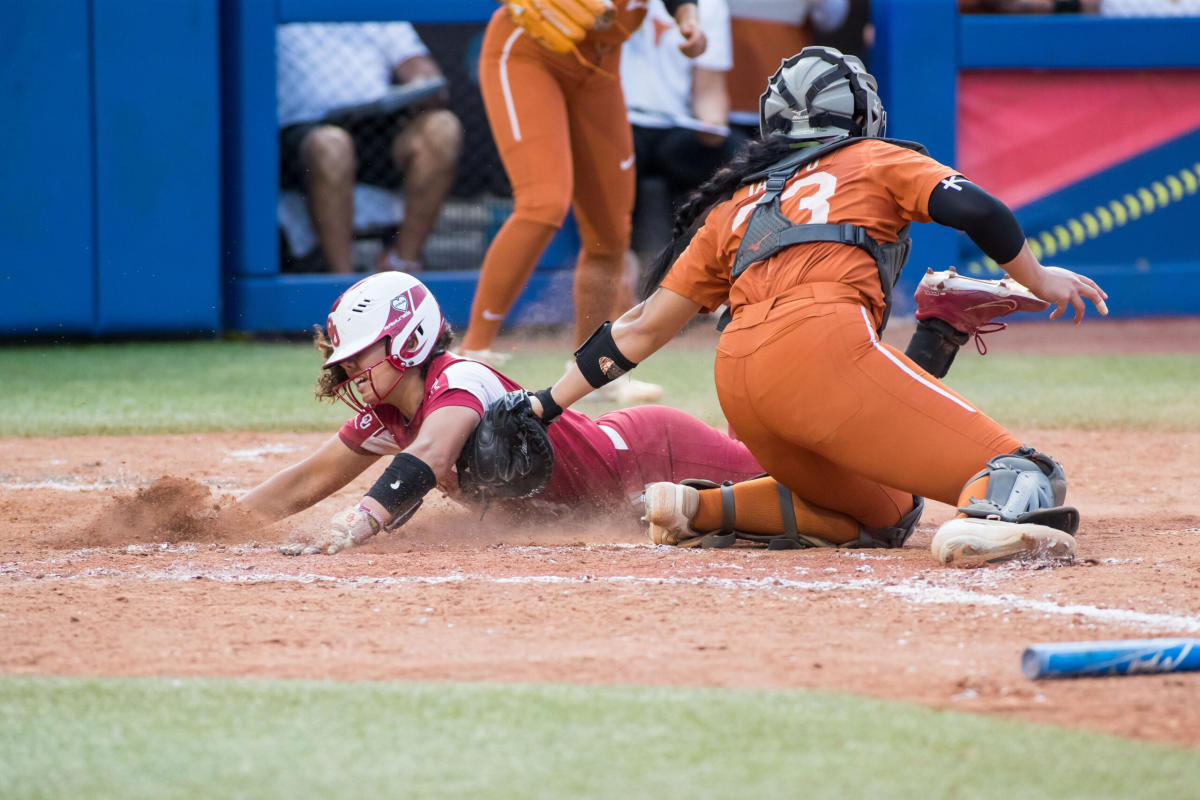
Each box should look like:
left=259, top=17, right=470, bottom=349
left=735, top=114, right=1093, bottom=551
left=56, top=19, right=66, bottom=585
left=3, top=318, right=1199, bottom=749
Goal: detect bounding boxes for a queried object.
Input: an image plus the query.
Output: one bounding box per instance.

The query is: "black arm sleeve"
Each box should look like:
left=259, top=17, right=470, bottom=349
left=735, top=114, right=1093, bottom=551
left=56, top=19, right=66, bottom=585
left=663, top=0, right=694, bottom=16
left=927, top=178, right=1025, bottom=265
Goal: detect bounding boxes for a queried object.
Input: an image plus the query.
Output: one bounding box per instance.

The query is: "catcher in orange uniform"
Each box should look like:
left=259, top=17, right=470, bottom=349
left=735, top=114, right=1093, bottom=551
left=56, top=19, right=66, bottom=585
left=526, top=47, right=1109, bottom=567
left=460, top=0, right=706, bottom=403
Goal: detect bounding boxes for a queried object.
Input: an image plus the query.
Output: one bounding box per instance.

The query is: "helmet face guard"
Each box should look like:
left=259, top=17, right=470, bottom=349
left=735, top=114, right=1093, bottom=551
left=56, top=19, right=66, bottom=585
left=323, top=273, right=445, bottom=412
left=331, top=348, right=407, bottom=414
left=759, top=46, right=886, bottom=141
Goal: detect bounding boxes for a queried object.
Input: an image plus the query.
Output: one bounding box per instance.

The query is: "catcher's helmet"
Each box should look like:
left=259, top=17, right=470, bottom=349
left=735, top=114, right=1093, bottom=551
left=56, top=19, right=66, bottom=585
left=323, top=273, right=444, bottom=370
left=759, top=46, right=886, bottom=141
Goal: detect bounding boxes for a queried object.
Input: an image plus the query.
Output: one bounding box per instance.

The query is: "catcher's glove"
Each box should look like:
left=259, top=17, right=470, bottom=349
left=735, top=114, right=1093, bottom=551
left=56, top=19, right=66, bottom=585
left=457, top=390, right=555, bottom=502
left=503, top=0, right=615, bottom=54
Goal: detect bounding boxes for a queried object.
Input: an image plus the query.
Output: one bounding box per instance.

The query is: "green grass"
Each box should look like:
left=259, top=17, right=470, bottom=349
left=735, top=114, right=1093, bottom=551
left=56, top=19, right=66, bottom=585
left=2, top=676, right=1197, bottom=800
left=1, top=339, right=1196, bottom=436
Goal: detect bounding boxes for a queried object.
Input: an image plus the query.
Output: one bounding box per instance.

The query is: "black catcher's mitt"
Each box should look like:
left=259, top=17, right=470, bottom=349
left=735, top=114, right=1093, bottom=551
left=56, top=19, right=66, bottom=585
left=456, top=391, right=555, bottom=502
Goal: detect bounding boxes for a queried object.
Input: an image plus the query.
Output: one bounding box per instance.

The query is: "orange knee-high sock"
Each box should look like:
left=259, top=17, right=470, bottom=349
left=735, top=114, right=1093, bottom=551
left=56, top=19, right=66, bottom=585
left=691, top=476, right=861, bottom=544
left=461, top=217, right=558, bottom=352
left=954, top=473, right=990, bottom=518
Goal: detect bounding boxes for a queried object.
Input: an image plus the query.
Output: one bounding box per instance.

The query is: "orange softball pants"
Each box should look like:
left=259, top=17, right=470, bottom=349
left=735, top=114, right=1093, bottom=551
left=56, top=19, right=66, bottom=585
left=714, top=287, right=1021, bottom=530
left=464, top=12, right=635, bottom=350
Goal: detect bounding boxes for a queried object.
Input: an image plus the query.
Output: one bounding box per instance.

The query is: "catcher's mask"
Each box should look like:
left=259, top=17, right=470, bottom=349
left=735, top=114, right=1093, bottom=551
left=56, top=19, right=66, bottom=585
left=324, top=273, right=445, bottom=412
left=759, top=46, right=886, bottom=141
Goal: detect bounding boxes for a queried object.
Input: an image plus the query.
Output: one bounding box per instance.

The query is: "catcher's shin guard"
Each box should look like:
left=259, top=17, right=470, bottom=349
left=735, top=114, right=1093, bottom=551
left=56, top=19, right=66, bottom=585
left=957, top=447, right=1079, bottom=534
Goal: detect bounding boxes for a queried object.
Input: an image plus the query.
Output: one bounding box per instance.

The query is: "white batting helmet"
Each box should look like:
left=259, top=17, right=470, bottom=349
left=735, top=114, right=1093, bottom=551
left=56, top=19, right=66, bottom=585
left=323, top=272, right=444, bottom=369
left=759, top=46, right=886, bottom=141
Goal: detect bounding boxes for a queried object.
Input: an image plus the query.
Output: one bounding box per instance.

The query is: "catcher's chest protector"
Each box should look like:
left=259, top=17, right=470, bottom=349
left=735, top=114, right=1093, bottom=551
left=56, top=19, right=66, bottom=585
left=728, top=137, right=928, bottom=334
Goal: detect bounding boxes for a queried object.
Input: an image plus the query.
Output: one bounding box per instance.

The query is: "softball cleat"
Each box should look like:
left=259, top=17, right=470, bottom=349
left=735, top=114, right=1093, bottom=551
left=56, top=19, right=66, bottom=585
left=462, top=348, right=513, bottom=367
left=915, top=267, right=1050, bottom=350
left=641, top=481, right=703, bottom=546
left=931, top=517, right=1076, bottom=568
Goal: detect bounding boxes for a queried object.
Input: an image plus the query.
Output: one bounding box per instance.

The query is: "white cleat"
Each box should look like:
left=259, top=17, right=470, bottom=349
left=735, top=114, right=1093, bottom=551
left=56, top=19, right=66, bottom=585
left=593, top=374, right=664, bottom=405
left=462, top=348, right=513, bottom=367
left=641, top=482, right=702, bottom=546
left=931, top=517, right=1076, bottom=568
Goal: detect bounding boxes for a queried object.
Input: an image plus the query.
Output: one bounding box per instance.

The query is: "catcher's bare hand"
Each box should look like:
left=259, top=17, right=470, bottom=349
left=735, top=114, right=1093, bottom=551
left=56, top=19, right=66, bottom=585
left=278, top=503, right=383, bottom=556
left=1031, top=266, right=1109, bottom=323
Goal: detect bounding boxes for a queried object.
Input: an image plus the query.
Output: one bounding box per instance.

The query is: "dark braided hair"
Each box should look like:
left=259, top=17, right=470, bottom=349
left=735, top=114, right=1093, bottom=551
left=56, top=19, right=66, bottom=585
left=639, top=134, right=803, bottom=299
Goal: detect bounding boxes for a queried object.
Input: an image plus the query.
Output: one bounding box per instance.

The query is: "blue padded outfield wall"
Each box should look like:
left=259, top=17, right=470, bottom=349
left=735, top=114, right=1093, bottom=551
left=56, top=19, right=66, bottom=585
left=1, top=0, right=220, bottom=336
left=2, top=0, right=1197, bottom=337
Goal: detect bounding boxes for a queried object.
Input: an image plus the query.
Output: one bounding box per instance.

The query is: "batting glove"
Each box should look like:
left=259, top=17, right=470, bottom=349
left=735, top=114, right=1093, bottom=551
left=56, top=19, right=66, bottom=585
left=279, top=503, right=384, bottom=556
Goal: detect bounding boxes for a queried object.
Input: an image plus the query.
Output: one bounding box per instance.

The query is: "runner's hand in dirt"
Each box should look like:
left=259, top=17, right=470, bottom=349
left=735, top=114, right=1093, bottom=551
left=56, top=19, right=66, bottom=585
left=278, top=504, right=384, bottom=556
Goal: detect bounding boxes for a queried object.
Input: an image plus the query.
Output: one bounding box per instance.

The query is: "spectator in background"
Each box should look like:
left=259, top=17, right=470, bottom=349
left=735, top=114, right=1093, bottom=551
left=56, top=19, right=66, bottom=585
left=276, top=22, right=463, bottom=274
left=726, top=0, right=850, bottom=140
left=621, top=0, right=740, bottom=264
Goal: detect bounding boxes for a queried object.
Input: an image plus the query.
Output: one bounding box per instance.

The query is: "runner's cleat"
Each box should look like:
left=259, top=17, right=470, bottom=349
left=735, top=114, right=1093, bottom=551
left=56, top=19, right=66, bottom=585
left=931, top=517, right=1076, bottom=568
left=914, top=267, right=1050, bottom=353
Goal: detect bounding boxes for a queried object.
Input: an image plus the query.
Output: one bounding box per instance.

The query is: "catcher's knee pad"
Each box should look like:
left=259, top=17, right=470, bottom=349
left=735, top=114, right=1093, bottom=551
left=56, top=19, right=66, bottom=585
left=958, top=447, right=1079, bottom=534
left=687, top=476, right=842, bottom=551
left=855, top=497, right=924, bottom=549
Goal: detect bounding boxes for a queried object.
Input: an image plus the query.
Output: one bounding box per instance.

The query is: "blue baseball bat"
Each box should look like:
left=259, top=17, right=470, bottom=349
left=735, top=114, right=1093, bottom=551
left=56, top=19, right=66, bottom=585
left=1022, top=638, right=1200, bottom=679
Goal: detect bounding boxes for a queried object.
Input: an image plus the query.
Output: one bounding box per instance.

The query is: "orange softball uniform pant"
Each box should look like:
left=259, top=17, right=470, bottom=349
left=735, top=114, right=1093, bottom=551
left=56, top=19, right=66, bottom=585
left=464, top=11, right=636, bottom=350
left=714, top=290, right=1021, bottom=530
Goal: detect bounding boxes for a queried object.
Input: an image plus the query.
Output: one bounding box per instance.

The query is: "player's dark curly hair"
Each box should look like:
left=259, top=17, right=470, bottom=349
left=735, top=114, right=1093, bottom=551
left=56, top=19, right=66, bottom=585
left=312, top=323, right=455, bottom=402
left=639, top=134, right=802, bottom=299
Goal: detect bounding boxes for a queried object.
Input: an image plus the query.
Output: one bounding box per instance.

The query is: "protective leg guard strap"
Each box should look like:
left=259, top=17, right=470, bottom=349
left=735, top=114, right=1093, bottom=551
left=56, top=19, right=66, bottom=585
left=904, top=318, right=968, bottom=379
left=574, top=321, right=638, bottom=389
left=958, top=446, right=1079, bottom=534
left=680, top=478, right=739, bottom=548
left=856, top=496, right=924, bottom=548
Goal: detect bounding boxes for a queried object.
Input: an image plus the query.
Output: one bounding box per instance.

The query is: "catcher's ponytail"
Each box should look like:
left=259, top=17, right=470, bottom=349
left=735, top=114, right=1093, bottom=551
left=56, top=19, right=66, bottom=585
left=639, top=135, right=797, bottom=299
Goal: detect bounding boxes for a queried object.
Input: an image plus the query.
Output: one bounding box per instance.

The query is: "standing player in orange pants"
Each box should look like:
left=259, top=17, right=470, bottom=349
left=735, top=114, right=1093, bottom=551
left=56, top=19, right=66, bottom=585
left=460, top=0, right=706, bottom=404
left=526, top=47, right=1109, bottom=567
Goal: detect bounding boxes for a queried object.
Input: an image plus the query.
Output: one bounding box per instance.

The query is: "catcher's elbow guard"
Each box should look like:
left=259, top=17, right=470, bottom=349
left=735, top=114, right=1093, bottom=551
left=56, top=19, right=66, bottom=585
left=365, top=452, right=437, bottom=530
left=958, top=447, right=1079, bottom=534
left=574, top=321, right=638, bottom=389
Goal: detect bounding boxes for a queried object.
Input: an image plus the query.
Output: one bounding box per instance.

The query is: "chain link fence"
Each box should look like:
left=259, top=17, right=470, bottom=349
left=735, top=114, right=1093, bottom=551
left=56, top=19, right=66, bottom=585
left=275, top=21, right=511, bottom=273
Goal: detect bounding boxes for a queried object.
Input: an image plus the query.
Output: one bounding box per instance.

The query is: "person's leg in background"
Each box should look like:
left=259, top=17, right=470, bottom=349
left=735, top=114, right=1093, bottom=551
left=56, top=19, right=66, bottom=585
left=566, top=71, right=664, bottom=403
left=384, top=108, right=463, bottom=272
left=563, top=72, right=635, bottom=345
left=461, top=23, right=572, bottom=360
left=295, top=124, right=357, bottom=274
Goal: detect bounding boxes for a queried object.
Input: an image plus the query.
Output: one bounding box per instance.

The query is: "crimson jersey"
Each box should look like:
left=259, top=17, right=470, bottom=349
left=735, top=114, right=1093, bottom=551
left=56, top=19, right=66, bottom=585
left=337, top=353, right=625, bottom=506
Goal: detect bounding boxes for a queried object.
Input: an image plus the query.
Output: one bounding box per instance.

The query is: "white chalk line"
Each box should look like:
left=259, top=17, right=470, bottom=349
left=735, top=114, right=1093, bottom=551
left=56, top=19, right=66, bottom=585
left=5, top=562, right=1198, bottom=635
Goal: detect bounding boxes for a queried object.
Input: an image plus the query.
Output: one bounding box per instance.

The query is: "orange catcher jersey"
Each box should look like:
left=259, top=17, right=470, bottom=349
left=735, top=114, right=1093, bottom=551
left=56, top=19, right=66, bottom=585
left=660, top=139, right=959, bottom=325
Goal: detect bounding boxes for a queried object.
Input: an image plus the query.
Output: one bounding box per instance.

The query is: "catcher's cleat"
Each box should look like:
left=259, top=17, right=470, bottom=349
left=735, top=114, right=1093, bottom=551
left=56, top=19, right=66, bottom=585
left=931, top=517, right=1076, bottom=568
left=914, top=267, right=1050, bottom=353
left=642, top=481, right=704, bottom=546
left=462, top=348, right=513, bottom=367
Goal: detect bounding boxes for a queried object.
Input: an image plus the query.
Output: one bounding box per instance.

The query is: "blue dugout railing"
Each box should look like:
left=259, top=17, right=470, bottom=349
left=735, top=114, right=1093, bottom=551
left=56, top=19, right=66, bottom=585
left=3, top=1, right=1197, bottom=337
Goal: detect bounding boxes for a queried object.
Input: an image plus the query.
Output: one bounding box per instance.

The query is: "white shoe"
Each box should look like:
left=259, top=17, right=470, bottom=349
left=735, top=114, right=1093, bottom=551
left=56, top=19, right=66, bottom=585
left=642, top=482, right=702, bottom=546
left=931, top=517, right=1076, bottom=568
left=462, top=348, right=512, bottom=367
left=592, top=374, right=664, bottom=405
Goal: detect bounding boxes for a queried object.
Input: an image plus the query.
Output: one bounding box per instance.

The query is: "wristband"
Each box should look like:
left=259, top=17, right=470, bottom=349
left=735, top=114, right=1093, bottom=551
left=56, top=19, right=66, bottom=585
left=1053, top=0, right=1081, bottom=11
left=533, top=388, right=563, bottom=424
left=365, top=452, right=437, bottom=530
left=574, top=321, right=638, bottom=389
